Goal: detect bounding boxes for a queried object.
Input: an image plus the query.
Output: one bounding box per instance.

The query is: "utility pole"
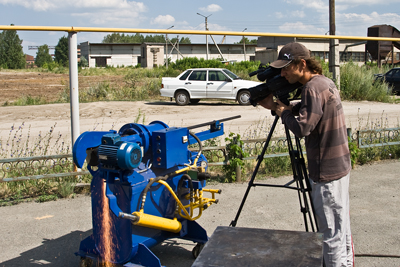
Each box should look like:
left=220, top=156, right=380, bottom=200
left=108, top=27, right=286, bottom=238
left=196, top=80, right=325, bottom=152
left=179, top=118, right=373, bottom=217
left=242, top=28, right=247, bottom=61
left=165, top=25, right=174, bottom=67
left=177, top=35, right=179, bottom=61
left=329, top=0, right=340, bottom=89
left=197, top=13, right=212, bottom=60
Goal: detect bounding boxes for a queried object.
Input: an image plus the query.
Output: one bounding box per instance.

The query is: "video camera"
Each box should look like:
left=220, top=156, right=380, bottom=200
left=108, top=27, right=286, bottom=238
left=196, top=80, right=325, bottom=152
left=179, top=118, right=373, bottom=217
left=248, top=64, right=302, bottom=106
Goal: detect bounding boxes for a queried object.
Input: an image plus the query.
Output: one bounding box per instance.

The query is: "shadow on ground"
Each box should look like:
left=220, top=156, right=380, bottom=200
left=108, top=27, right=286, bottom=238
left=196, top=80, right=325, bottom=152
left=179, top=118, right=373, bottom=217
left=1, top=230, right=195, bottom=267
left=0, top=230, right=91, bottom=267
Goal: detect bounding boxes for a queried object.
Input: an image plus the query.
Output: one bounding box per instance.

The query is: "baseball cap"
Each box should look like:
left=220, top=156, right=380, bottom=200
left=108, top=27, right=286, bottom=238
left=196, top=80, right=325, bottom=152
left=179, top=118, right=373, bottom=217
left=270, top=42, right=311, bottom=69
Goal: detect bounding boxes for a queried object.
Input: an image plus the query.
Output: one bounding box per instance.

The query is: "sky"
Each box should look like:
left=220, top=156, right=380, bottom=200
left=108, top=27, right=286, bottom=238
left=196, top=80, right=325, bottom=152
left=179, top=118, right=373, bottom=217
left=0, top=0, right=399, bottom=56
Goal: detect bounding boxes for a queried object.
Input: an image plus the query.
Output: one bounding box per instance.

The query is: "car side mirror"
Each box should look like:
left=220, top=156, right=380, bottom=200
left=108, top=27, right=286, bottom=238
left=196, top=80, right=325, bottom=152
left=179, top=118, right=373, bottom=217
left=225, top=78, right=232, bottom=82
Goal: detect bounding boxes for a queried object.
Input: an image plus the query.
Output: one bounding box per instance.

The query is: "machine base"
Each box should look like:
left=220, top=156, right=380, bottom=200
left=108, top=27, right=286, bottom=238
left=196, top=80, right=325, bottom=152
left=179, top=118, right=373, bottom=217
left=192, top=226, right=323, bottom=267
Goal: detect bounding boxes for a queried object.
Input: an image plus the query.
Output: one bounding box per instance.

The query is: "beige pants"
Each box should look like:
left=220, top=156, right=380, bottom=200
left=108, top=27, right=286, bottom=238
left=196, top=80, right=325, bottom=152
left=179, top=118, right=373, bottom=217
left=310, top=172, right=354, bottom=267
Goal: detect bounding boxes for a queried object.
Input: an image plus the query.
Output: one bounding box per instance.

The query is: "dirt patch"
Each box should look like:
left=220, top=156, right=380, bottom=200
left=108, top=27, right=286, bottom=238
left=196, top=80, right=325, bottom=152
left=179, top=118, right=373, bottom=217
left=0, top=71, right=125, bottom=104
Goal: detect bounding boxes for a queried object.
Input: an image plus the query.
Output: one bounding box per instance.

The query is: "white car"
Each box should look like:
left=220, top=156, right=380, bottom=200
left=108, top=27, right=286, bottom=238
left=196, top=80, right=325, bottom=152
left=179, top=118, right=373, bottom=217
left=160, top=68, right=262, bottom=105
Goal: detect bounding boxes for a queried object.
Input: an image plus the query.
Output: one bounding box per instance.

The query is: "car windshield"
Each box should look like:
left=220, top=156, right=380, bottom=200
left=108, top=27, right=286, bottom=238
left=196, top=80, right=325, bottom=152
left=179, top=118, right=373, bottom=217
left=222, top=69, right=241, bottom=80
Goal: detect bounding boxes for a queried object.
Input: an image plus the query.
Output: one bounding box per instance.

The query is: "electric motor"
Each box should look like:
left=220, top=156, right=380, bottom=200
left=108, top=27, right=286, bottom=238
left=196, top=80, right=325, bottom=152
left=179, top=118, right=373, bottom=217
left=98, top=133, right=142, bottom=170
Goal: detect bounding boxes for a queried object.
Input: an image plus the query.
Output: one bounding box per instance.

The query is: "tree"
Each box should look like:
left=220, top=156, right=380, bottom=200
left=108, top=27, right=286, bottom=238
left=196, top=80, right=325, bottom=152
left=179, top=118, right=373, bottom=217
left=54, top=36, right=69, bottom=66
left=35, top=44, right=53, bottom=67
left=102, top=33, right=193, bottom=44
left=0, top=27, right=26, bottom=69
left=169, top=37, right=191, bottom=44
left=235, top=37, right=257, bottom=45
left=79, top=55, right=88, bottom=68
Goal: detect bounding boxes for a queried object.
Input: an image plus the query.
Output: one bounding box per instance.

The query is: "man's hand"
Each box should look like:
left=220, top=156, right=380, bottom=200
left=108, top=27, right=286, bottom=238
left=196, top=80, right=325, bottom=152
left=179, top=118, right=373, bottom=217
left=257, top=94, right=276, bottom=110
left=275, top=99, right=292, bottom=117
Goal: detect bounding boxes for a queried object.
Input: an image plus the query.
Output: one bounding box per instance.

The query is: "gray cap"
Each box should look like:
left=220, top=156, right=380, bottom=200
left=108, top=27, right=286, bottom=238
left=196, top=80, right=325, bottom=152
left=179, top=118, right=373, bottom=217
left=270, top=42, right=311, bottom=69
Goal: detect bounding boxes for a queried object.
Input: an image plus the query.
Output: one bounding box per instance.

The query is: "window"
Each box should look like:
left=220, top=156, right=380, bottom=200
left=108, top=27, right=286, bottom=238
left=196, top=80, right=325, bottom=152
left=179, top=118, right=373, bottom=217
left=311, top=51, right=328, bottom=60
left=222, top=69, right=238, bottom=80
left=340, top=52, right=365, bottom=62
left=388, top=69, right=400, bottom=78
left=209, top=71, right=227, bottom=81
left=188, top=71, right=206, bottom=81
left=179, top=70, right=192, bottom=80
left=95, top=57, right=107, bottom=67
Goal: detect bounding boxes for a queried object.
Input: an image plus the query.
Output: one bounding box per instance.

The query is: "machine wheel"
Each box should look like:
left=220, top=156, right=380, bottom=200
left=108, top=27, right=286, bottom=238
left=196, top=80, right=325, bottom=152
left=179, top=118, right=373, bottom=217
left=79, top=257, right=93, bottom=267
left=175, top=91, right=190, bottom=106
left=192, top=243, right=205, bottom=259
left=237, top=90, right=251, bottom=105
left=190, top=99, right=201, bottom=104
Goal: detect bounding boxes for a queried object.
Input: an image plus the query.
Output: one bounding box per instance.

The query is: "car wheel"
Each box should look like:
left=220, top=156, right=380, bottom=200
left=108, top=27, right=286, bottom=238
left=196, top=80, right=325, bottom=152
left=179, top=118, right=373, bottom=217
left=190, top=99, right=201, bottom=104
left=175, top=91, right=190, bottom=106
left=237, top=90, right=251, bottom=105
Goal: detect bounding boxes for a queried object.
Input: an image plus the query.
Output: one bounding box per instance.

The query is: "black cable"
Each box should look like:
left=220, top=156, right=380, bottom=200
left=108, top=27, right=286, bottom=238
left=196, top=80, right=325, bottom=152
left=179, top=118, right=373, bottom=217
left=355, top=253, right=400, bottom=258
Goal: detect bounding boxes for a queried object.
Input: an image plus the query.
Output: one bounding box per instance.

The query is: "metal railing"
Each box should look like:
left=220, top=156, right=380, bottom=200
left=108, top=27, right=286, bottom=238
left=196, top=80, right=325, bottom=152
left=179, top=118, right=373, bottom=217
left=1, top=127, right=399, bottom=183
left=356, top=127, right=400, bottom=149
left=0, top=154, right=89, bottom=182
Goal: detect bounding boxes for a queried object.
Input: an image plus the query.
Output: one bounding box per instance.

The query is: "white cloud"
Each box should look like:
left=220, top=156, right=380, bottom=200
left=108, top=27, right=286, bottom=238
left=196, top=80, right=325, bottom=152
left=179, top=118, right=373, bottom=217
left=207, top=23, right=228, bottom=31
left=291, top=10, right=306, bottom=18
left=199, top=4, right=222, bottom=13
left=337, top=11, right=400, bottom=31
left=279, top=22, right=326, bottom=35
left=284, top=0, right=327, bottom=13
left=0, top=0, right=147, bottom=12
left=71, top=8, right=147, bottom=26
left=275, top=12, right=284, bottom=19
left=333, top=12, right=400, bottom=36
left=151, top=15, right=175, bottom=26
left=336, top=0, right=398, bottom=4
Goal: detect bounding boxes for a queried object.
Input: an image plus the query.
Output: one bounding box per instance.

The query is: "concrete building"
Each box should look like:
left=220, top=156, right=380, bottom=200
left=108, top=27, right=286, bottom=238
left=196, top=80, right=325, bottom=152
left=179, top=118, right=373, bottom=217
left=255, top=36, right=399, bottom=66
left=80, top=42, right=142, bottom=68
left=80, top=36, right=399, bottom=68
left=79, top=41, right=256, bottom=68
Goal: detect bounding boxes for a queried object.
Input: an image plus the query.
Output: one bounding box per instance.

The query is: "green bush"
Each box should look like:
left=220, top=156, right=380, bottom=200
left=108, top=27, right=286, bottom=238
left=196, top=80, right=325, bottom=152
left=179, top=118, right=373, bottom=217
left=222, top=133, right=249, bottom=182
left=339, top=62, right=393, bottom=102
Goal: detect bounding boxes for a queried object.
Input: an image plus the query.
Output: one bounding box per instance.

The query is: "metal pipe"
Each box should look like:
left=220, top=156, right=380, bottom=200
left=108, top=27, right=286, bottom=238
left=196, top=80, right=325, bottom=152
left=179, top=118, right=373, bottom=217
left=1, top=25, right=400, bottom=42
left=68, top=32, right=80, bottom=147
left=118, top=212, right=139, bottom=222
left=186, top=115, right=241, bottom=130
left=133, top=212, right=182, bottom=233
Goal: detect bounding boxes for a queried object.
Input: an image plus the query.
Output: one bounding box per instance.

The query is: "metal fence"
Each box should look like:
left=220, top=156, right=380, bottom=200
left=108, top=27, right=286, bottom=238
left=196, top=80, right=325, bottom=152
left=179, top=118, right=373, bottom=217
left=1, top=127, right=399, bottom=183
left=0, top=154, right=89, bottom=183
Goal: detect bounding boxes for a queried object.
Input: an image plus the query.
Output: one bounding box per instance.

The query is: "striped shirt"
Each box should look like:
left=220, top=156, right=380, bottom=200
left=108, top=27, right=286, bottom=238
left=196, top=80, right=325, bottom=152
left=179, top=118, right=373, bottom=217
left=281, top=75, right=351, bottom=182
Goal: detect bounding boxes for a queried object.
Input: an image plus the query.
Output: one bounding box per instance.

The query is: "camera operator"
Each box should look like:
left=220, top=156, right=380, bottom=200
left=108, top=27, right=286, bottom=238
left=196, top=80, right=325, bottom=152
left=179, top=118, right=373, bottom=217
left=258, top=42, right=354, bottom=267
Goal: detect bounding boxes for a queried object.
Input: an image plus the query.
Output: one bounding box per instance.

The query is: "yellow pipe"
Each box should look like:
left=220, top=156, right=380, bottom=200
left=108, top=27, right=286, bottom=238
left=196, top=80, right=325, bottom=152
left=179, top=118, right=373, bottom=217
left=131, top=211, right=182, bottom=233
left=155, top=180, right=192, bottom=219
left=0, top=25, right=399, bottom=42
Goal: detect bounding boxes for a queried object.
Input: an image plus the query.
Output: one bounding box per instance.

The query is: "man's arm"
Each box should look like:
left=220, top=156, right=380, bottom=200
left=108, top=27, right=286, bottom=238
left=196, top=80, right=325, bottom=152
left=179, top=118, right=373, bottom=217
left=279, top=88, right=323, bottom=138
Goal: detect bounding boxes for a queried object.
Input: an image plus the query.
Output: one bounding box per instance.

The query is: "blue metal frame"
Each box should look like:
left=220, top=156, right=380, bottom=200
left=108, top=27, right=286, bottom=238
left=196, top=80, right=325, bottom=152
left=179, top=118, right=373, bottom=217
left=73, top=120, right=224, bottom=266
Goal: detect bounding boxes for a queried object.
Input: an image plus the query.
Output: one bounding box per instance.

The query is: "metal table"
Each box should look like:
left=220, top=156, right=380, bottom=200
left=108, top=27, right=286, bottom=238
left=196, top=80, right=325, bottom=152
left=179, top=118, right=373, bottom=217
left=192, top=226, right=323, bottom=267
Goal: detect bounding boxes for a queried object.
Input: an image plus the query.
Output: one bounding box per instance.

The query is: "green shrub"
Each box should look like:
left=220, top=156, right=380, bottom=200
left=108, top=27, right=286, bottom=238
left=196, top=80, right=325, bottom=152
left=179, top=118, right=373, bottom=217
left=222, top=133, right=249, bottom=182
left=339, top=62, right=393, bottom=102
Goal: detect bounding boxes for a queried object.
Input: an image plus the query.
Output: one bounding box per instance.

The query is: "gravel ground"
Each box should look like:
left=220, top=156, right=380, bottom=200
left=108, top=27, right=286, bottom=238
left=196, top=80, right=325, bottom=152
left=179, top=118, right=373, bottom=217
left=0, top=160, right=399, bottom=267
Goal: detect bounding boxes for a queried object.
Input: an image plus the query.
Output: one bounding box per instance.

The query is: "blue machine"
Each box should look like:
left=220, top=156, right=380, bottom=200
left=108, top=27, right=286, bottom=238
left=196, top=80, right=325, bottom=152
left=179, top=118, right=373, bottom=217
left=73, top=116, right=239, bottom=267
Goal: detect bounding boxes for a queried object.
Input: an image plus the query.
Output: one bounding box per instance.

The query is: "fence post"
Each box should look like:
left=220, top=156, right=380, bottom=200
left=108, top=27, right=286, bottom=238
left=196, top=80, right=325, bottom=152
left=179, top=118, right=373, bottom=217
left=347, top=128, right=352, bottom=138
left=236, top=165, right=241, bottom=183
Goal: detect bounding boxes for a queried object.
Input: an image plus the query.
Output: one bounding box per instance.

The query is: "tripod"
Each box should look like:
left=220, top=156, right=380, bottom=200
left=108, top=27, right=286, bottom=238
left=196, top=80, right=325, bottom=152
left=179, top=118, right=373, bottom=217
left=230, top=114, right=318, bottom=233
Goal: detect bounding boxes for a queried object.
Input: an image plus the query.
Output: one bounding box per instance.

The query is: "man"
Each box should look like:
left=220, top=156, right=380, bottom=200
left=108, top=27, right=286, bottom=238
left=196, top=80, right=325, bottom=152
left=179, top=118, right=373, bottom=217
left=258, top=42, right=354, bottom=267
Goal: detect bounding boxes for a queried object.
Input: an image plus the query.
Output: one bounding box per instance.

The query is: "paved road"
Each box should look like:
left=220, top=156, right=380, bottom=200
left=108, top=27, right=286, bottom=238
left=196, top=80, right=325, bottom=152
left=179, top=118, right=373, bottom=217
left=1, top=160, right=400, bottom=267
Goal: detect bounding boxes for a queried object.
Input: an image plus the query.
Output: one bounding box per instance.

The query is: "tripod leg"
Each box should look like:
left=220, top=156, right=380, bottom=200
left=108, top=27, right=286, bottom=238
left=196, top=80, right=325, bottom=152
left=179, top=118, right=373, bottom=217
left=230, top=115, right=280, bottom=227
left=284, top=125, right=318, bottom=232
left=295, top=136, right=319, bottom=232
